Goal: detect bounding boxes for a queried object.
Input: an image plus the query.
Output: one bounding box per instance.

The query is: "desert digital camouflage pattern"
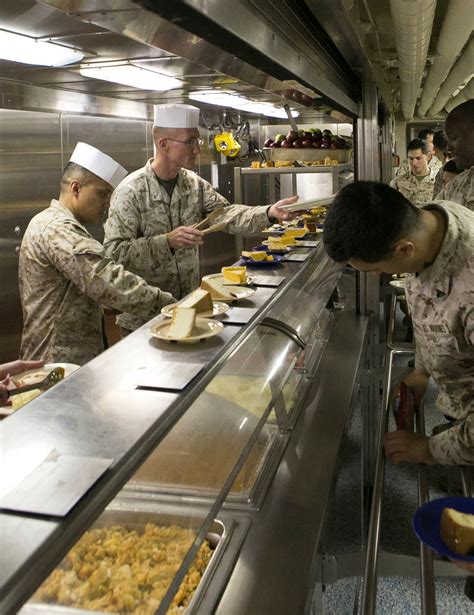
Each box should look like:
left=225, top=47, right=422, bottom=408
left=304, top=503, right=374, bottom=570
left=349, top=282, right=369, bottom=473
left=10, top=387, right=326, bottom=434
left=19, top=200, right=174, bottom=365
left=390, top=167, right=438, bottom=206
left=395, top=156, right=442, bottom=177
left=104, top=160, right=272, bottom=331
left=436, top=167, right=474, bottom=211
left=432, top=167, right=444, bottom=199
left=405, top=201, right=474, bottom=465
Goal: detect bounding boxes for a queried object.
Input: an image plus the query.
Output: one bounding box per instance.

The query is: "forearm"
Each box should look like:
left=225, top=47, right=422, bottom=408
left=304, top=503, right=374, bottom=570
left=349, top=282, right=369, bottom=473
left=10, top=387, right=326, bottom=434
left=219, top=204, right=270, bottom=235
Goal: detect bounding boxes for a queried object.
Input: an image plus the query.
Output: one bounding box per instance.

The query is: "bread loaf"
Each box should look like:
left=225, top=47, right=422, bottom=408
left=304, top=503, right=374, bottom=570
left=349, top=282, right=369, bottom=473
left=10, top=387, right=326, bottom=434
left=440, top=507, right=474, bottom=555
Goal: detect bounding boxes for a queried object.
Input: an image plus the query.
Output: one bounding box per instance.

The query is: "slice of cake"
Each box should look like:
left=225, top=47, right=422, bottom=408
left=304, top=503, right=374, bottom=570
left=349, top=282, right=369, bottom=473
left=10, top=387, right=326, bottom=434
left=242, top=250, right=268, bottom=261
left=201, top=278, right=235, bottom=300
left=221, top=266, right=247, bottom=284
left=179, top=289, right=213, bottom=314
left=440, top=507, right=474, bottom=555
left=280, top=234, right=297, bottom=246
left=167, top=307, right=196, bottom=339
left=284, top=228, right=307, bottom=238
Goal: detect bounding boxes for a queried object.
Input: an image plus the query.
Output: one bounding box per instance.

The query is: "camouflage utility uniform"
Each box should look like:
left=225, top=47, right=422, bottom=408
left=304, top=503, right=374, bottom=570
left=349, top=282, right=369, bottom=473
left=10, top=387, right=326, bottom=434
left=405, top=201, right=474, bottom=465
left=437, top=167, right=474, bottom=211
left=19, top=200, right=174, bottom=365
left=395, top=156, right=442, bottom=177
left=390, top=168, right=438, bottom=206
left=104, top=160, right=273, bottom=331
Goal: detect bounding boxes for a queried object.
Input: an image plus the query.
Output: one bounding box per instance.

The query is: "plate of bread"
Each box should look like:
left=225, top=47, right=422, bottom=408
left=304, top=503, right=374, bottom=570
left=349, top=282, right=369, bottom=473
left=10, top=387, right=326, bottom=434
left=151, top=308, right=224, bottom=343
left=413, top=496, right=474, bottom=561
left=161, top=289, right=229, bottom=319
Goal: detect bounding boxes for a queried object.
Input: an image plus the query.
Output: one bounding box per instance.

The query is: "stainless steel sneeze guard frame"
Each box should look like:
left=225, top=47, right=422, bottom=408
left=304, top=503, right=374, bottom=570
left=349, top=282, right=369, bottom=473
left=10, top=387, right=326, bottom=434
left=0, top=241, right=343, bottom=613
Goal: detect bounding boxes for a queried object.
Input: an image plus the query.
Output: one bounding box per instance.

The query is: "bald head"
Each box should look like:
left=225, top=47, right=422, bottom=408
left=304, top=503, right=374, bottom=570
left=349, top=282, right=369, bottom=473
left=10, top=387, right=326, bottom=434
left=445, top=99, right=474, bottom=169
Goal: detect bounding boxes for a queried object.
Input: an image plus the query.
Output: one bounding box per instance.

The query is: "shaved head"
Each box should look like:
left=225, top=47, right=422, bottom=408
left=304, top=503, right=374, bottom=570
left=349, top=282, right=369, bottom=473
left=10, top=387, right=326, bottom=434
left=445, top=99, right=474, bottom=169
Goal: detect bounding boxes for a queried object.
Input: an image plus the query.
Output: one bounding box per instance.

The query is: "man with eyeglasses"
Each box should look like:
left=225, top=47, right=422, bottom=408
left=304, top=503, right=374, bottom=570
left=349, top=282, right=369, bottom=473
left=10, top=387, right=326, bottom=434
left=104, top=103, right=298, bottom=334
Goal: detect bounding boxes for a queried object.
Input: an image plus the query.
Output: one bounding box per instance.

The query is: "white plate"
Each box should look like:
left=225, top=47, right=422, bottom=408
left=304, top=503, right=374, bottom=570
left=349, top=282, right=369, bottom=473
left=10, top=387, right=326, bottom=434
left=278, top=196, right=334, bottom=212
left=202, top=272, right=256, bottom=287
left=150, top=317, right=225, bottom=343
left=1, top=363, right=80, bottom=417
left=161, top=301, right=230, bottom=319
left=11, top=363, right=80, bottom=386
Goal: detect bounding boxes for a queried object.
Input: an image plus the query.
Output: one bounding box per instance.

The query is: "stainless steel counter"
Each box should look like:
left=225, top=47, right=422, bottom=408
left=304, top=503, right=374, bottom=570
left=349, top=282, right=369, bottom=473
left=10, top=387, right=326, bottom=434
left=215, top=304, right=368, bottom=615
left=0, top=241, right=343, bottom=614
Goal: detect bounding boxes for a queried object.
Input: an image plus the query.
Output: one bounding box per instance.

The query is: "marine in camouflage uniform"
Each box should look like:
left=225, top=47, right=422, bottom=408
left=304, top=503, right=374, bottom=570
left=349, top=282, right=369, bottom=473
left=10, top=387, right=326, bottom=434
left=395, top=155, right=442, bottom=178
left=19, top=200, right=175, bottom=365
left=405, top=201, right=474, bottom=465
left=104, top=161, right=274, bottom=331
left=389, top=167, right=438, bottom=206
left=436, top=166, right=474, bottom=211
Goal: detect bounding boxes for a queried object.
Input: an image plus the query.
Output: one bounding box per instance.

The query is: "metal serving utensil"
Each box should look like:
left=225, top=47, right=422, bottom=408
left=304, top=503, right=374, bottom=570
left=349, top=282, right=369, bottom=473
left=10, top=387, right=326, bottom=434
left=8, top=367, right=65, bottom=398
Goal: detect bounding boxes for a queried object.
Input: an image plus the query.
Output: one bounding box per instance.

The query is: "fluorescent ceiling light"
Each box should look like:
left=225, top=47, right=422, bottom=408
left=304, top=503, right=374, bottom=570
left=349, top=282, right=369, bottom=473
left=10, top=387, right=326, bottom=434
left=79, top=65, right=182, bottom=91
left=189, top=90, right=299, bottom=118
left=0, top=29, right=83, bottom=66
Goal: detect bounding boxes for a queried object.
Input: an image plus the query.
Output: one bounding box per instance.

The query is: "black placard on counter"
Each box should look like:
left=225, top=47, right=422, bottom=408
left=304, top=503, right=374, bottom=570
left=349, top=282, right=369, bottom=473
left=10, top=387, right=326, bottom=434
left=0, top=450, right=113, bottom=517
left=251, top=275, right=286, bottom=287
left=135, top=362, right=203, bottom=391
left=281, top=252, right=309, bottom=262
left=218, top=307, right=259, bottom=325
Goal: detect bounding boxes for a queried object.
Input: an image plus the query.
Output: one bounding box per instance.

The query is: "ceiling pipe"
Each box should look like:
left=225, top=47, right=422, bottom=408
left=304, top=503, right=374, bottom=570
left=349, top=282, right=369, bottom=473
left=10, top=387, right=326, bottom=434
left=389, top=0, right=436, bottom=121
left=428, top=37, right=474, bottom=116
left=445, top=77, right=474, bottom=113
left=417, top=0, right=473, bottom=117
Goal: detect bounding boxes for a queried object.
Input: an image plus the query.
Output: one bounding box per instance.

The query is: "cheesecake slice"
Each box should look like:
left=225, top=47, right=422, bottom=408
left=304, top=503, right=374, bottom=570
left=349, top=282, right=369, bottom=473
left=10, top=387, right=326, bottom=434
left=440, top=507, right=474, bottom=555
left=201, top=278, right=235, bottom=300
left=179, top=289, right=213, bottom=314
left=167, top=307, right=196, bottom=339
left=221, top=266, right=247, bottom=284
left=242, top=250, right=268, bottom=261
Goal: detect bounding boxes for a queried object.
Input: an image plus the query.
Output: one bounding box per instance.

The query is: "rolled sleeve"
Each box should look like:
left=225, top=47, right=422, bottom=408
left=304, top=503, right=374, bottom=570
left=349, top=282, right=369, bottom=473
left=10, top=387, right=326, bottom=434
left=429, top=415, right=474, bottom=465
left=49, top=227, right=175, bottom=320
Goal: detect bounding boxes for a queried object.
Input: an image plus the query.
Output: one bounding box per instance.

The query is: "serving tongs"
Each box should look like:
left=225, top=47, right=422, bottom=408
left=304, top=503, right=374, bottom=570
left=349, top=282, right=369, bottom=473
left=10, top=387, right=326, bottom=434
left=8, top=367, right=65, bottom=398
left=193, top=207, right=227, bottom=235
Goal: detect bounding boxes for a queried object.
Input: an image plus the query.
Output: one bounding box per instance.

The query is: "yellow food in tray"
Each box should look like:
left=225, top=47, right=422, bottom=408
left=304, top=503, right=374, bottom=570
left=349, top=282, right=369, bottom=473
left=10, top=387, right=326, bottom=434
left=34, top=524, right=212, bottom=614
left=241, top=250, right=273, bottom=262
left=221, top=266, right=247, bottom=284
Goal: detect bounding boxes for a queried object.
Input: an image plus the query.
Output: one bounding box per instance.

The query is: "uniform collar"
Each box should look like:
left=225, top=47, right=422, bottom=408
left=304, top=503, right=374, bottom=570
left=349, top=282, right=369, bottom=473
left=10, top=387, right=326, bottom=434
left=417, top=202, right=457, bottom=298
left=145, top=159, right=191, bottom=203
left=51, top=199, right=83, bottom=224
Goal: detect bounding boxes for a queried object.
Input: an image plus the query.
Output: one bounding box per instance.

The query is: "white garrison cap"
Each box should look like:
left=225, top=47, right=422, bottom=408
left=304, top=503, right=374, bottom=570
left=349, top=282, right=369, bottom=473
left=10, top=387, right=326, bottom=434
left=69, top=142, right=127, bottom=189
left=153, top=103, right=200, bottom=128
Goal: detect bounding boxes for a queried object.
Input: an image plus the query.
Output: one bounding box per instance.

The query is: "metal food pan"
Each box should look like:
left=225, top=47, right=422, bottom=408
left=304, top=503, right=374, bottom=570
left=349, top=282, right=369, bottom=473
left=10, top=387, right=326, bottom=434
left=21, top=507, right=228, bottom=615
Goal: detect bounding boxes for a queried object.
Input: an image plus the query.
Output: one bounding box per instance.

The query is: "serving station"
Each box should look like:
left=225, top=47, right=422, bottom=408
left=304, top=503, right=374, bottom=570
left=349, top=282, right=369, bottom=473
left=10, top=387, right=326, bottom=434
left=0, top=235, right=369, bottom=614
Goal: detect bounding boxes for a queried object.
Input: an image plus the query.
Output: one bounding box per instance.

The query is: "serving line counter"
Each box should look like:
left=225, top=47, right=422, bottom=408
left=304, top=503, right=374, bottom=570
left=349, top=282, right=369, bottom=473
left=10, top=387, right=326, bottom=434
left=0, top=239, right=369, bottom=614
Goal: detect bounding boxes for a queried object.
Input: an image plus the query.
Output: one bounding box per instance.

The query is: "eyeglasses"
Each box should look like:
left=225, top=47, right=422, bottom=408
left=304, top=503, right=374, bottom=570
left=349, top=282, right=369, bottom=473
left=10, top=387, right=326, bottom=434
left=166, top=137, right=204, bottom=148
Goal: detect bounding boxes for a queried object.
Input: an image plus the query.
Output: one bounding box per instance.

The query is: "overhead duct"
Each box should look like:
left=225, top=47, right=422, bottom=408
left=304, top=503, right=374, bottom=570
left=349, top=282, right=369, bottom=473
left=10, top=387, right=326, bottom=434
left=417, top=0, right=473, bottom=117
left=445, top=77, right=474, bottom=113
left=389, top=0, right=436, bottom=121
left=427, top=38, right=474, bottom=116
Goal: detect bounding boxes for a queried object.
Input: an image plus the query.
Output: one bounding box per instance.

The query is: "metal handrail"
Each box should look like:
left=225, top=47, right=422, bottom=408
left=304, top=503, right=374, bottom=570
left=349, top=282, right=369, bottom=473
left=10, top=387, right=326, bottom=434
left=416, top=403, right=437, bottom=615
left=361, top=288, right=414, bottom=614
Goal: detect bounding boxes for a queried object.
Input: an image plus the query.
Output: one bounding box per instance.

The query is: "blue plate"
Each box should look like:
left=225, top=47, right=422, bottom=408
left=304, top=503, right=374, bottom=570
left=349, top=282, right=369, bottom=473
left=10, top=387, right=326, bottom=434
left=413, top=496, right=474, bottom=561
left=240, top=255, right=282, bottom=267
